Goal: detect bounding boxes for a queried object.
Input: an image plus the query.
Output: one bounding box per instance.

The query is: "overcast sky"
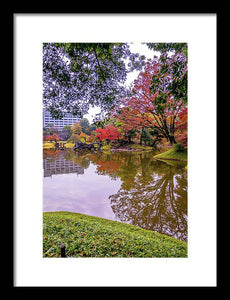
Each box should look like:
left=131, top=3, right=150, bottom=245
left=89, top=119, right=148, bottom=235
left=84, top=42, right=157, bottom=123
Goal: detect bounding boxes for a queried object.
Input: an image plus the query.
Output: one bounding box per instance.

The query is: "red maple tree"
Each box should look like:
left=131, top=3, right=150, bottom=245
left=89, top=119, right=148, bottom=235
left=95, top=125, right=121, bottom=142
left=175, top=107, right=187, bottom=147
left=113, top=56, right=187, bottom=146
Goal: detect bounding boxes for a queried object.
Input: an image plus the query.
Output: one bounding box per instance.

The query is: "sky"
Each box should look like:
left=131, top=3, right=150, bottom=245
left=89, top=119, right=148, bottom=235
left=83, top=43, right=157, bottom=123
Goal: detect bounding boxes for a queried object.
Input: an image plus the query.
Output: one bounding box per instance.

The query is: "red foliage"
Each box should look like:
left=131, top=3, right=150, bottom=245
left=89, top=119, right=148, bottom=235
left=113, top=58, right=187, bottom=145
left=96, top=159, right=122, bottom=175
left=43, top=149, right=59, bottom=158
left=43, top=133, right=60, bottom=142
left=95, top=125, right=121, bottom=141
left=175, top=108, right=187, bottom=146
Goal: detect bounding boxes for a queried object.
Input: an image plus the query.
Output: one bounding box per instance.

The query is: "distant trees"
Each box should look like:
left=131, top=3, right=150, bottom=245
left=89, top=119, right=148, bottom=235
left=43, top=132, right=59, bottom=142
left=58, top=125, right=72, bottom=141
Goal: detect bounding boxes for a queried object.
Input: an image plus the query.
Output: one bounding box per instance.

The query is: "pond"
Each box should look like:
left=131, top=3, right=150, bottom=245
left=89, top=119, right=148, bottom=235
left=43, top=149, right=187, bottom=241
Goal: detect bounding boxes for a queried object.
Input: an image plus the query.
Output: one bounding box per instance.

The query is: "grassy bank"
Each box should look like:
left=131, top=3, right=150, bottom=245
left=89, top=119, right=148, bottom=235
left=43, top=211, right=187, bottom=258
left=102, top=143, right=155, bottom=153
left=154, top=146, right=187, bottom=161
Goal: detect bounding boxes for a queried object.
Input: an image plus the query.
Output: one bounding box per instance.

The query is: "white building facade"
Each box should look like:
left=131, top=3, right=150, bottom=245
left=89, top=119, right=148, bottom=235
left=43, top=109, right=80, bottom=130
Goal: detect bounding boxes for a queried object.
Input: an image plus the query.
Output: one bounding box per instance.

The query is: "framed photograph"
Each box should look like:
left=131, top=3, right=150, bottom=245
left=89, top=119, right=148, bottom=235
left=14, top=14, right=217, bottom=287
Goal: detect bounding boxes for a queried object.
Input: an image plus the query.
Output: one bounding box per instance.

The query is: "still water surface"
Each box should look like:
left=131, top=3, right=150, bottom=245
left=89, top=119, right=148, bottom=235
left=43, top=149, right=187, bottom=241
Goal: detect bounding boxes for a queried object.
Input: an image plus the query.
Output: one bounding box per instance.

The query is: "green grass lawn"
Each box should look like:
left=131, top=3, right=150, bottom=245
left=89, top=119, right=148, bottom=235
left=154, top=146, right=187, bottom=161
left=43, top=211, right=187, bottom=258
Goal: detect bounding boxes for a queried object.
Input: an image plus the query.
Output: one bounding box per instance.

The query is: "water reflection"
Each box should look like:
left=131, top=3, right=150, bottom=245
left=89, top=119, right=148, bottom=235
left=43, top=149, right=187, bottom=241
left=109, top=160, right=187, bottom=241
left=43, top=154, right=84, bottom=177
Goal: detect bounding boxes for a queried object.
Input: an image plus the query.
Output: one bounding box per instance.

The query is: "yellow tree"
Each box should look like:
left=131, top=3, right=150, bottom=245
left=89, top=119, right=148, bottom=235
left=71, top=122, right=82, bottom=135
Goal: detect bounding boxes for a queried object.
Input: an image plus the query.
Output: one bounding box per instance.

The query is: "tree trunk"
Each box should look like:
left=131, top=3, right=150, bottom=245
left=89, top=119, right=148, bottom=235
left=168, top=134, right=176, bottom=146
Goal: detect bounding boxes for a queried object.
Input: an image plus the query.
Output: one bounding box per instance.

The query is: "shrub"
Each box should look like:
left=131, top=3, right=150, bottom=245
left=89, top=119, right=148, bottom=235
left=173, top=142, right=185, bottom=152
left=101, top=144, right=111, bottom=151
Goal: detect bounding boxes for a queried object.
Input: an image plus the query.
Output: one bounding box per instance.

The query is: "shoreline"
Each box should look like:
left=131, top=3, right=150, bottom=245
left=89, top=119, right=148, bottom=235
left=43, top=144, right=188, bottom=162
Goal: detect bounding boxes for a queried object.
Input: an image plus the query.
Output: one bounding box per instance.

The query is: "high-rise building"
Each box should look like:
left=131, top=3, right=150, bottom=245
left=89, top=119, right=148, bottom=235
left=43, top=109, right=80, bottom=130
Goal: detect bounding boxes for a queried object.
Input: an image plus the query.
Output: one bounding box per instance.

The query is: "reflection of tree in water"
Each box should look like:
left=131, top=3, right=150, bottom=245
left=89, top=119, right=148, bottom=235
left=63, top=149, right=96, bottom=169
left=43, top=149, right=59, bottom=159
left=90, top=151, right=142, bottom=182
left=109, top=159, right=187, bottom=241
left=45, top=149, right=187, bottom=241
left=85, top=150, right=187, bottom=241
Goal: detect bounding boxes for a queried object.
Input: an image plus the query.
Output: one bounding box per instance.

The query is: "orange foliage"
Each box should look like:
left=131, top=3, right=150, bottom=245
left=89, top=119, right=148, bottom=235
left=96, top=159, right=122, bottom=175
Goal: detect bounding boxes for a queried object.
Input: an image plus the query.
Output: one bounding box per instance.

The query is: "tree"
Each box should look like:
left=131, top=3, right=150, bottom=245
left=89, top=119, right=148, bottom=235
left=80, top=118, right=90, bottom=134
left=67, top=122, right=82, bottom=143
left=85, top=123, right=97, bottom=135
left=58, top=125, right=72, bottom=141
left=77, top=132, right=89, bottom=143
left=71, top=122, right=82, bottom=135
left=114, top=51, right=187, bottom=145
left=127, top=129, right=138, bottom=143
left=43, top=124, right=59, bottom=135
left=174, top=107, right=187, bottom=147
left=43, top=132, right=59, bottom=142
left=140, top=128, right=151, bottom=146
left=43, top=43, right=146, bottom=119
left=146, top=43, right=187, bottom=111
left=95, top=125, right=121, bottom=142
left=146, top=43, right=187, bottom=57
left=113, top=106, right=154, bottom=145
